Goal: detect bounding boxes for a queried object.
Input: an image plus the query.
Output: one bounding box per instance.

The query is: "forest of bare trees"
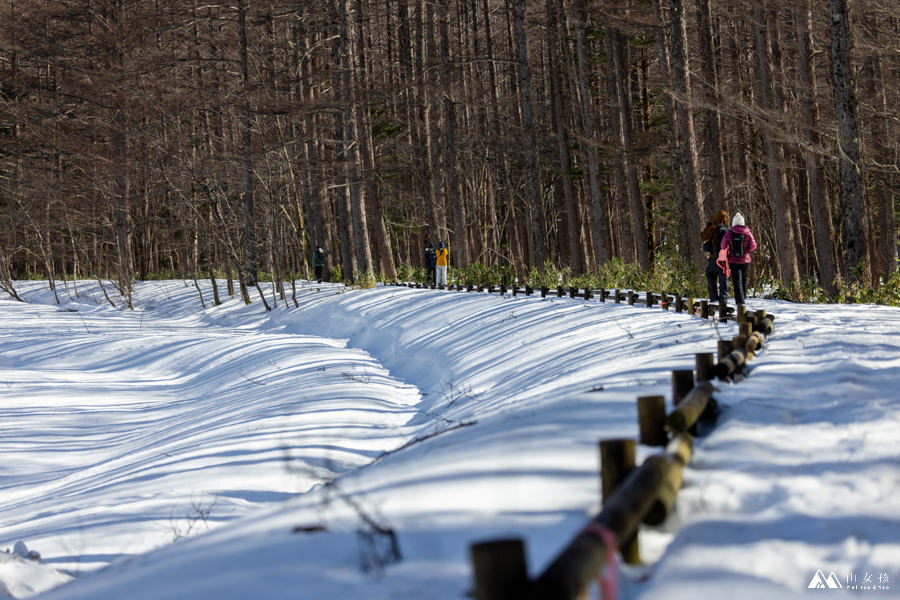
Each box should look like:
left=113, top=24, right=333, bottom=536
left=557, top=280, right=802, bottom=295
left=0, top=0, right=897, bottom=302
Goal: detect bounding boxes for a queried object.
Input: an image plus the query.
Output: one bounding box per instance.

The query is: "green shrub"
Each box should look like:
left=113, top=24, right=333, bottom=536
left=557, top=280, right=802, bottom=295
left=352, top=270, right=376, bottom=289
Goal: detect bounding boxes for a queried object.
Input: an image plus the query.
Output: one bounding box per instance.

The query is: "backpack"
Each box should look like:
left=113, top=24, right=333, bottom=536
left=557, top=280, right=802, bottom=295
left=425, top=247, right=436, bottom=268
left=730, top=232, right=745, bottom=258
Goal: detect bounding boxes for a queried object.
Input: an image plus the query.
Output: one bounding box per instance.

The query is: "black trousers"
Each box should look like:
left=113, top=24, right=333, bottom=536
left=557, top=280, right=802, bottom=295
left=426, top=267, right=436, bottom=286
left=314, top=265, right=324, bottom=282
left=705, top=257, right=728, bottom=304
left=731, top=263, right=750, bottom=306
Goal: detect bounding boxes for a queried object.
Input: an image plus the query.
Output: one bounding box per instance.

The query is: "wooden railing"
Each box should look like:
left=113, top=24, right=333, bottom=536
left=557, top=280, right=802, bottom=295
left=386, top=281, right=775, bottom=599
left=388, top=282, right=740, bottom=322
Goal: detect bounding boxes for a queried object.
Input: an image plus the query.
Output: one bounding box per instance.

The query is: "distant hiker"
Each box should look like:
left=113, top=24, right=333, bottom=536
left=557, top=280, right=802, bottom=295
left=435, top=241, right=449, bottom=286
left=700, top=210, right=729, bottom=305
left=424, top=242, right=437, bottom=286
left=313, top=246, right=326, bottom=283
left=720, top=212, right=758, bottom=307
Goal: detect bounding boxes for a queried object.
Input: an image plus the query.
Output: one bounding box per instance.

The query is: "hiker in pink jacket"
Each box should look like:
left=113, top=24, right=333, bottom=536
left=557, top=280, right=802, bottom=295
left=720, top=212, right=758, bottom=307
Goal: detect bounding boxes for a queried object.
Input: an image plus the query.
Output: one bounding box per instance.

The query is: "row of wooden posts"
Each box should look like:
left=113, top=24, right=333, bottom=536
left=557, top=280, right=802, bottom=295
left=389, top=281, right=738, bottom=321
left=390, top=280, right=776, bottom=600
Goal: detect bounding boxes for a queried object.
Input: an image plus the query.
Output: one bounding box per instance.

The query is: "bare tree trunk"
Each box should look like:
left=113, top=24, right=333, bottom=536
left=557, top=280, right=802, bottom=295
left=794, top=0, right=840, bottom=293
left=753, top=3, right=800, bottom=287
left=862, top=14, right=897, bottom=280
left=828, top=0, right=871, bottom=283
left=513, top=0, right=546, bottom=268
left=546, top=0, right=582, bottom=273
left=574, top=0, right=610, bottom=267
left=694, top=0, right=728, bottom=209
left=607, top=25, right=649, bottom=269
left=299, top=24, right=332, bottom=269
left=653, top=0, right=687, bottom=254
left=238, top=0, right=258, bottom=287
left=439, top=1, right=468, bottom=266
left=668, top=0, right=704, bottom=266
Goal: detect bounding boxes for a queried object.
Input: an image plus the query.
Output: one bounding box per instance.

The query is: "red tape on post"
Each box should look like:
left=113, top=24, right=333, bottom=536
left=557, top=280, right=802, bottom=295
left=583, top=522, right=618, bottom=600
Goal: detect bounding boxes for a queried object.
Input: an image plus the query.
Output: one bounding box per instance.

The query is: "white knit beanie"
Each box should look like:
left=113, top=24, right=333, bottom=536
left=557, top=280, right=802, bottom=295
left=732, top=212, right=745, bottom=227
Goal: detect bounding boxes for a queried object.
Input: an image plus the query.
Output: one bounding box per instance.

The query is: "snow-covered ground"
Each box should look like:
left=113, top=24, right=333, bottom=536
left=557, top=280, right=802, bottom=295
left=1, top=279, right=897, bottom=599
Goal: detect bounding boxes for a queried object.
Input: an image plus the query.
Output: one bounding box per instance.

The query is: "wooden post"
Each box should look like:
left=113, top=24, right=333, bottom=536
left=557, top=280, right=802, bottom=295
left=745, top=331, right=764, bottom=352
left=718, top=300, right=727, bottom=322
left=700, top=300, right=709, bottom=319
left=717, top=338, right=734, bottom=360
left=557, top=286, right=564, bottom=297
left=688, top=297, right=696, bottom=316
left=644, top=435, right=692, bottom=526
left=470, top=539, right=529, bottom=600
left=754, top=316, right=775, bottom=336
left=647, top=291, right=654, bottom=308
left=541, top=287, right=548, bottom=298
left=737, top=305, right=747, bottom=324
left=569, top=286, right=577, bottom=298
left=755, top=309, right=767, bottom=321
left=599, top=287, right=605, bottom=302
left=614, top=289, right=621, bottom=303
left=665, top=380, right=715, bottom=433
left=584, top=288, right=592, bottom=301
left=500, top=284, right=507, bottom=296
left=627, top=291, right=635, bottom=306
left=674, top=293, right=683, bottom=313
left=672, top=369, right=695, bottom=405
left=526, top=286, right=533, bottom=296
left=660, top=292, right=669, bottom=310
left=638, top=396, right=667, bottom=447
left=739, top=322, right=753, bottom=337
left=599, top=439, right=639, bottom=564
left=695, top=352, right=715, bottom=382
left=712, top=348, right=749, bottom=380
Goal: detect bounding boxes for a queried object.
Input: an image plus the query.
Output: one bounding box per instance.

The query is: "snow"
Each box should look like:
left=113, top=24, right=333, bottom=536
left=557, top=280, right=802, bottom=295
left=1, top=279, right=897, bottom=599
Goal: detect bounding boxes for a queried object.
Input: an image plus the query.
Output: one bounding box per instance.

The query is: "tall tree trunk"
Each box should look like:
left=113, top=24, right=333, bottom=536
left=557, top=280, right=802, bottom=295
left=794, top=0, right=840, bottom=293
left=862, top=14, right=897, bottom=280
left=828, top=0, right=871, bottom=283
left=342, top=0, right=373, bottom=277
left=331, top=0, right=356, bottom=280
left=653, top=0, right=687, bottom=254
left=546, top=0, right=582, bottom=273
left=299, top=25, right=332, bottom=266
left=238, top=0, right=258, bottom=287
left=574, top=0, right=610, bottom=267
left=423, top=0, right=447, bottom=243
left=753, top=3, right=800, bottom=287
left=355, top=0, right=395, bottom=279
left=694, top=0, right=728, bottom=209
left=513, top=0, right=546, bottom=268
left=668, top=0, right=704, bottom=266
left=439, top=2, right=468, bottom=266
left=607, top=24, right=649, bottom=269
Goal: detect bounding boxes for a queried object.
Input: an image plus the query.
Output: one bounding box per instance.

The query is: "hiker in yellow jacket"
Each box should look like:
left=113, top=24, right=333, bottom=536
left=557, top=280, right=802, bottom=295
left=435, top=241, right=449, bottom=285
